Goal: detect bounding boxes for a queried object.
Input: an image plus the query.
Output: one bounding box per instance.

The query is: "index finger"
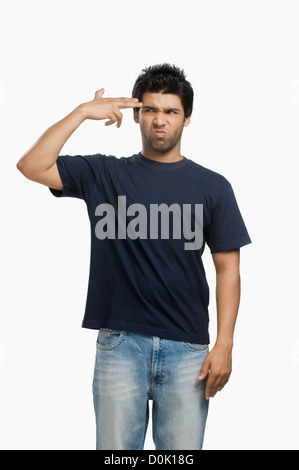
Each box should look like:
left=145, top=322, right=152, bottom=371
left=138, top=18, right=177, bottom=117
left=206, top=374, right=218, bottom=400
left=115, top=98, right=143, bottom=109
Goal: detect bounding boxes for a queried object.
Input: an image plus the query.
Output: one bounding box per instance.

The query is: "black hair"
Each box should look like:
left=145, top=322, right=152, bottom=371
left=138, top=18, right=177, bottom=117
left=132, top=63, right=194, bottom=118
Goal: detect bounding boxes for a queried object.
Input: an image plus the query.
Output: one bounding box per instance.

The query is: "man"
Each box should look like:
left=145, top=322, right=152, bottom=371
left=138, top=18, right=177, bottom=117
left=17, top=64, right=251, bottom=450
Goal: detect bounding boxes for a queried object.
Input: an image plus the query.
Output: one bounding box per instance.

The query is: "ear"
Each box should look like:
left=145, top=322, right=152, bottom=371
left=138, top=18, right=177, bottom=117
left=133, top=109, right=140, bottom=124
left=184, top=115, right=191, bottom=128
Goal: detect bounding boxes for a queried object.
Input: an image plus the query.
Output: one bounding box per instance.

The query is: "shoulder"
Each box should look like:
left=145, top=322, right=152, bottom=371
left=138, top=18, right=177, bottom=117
left=79, top=153, right=117, bottom=164
left=185, top=158, right=231, bottom=194
left=70, top=153, right=119, bottom=172
left=82, top=153, right=138, bottom=167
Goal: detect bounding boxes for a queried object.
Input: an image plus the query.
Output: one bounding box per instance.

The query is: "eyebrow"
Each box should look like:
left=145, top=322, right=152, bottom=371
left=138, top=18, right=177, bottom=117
left=143, top=106, right=181, bottom=113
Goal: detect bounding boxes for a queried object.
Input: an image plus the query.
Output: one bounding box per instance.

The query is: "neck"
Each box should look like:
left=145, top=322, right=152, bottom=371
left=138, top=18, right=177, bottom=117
left=141, top=144, right=183, bottom=163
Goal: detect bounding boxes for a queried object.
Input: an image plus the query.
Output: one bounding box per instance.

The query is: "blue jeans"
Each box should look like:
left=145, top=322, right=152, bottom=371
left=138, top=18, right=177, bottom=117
left=92, top=329, right=209, bottom=450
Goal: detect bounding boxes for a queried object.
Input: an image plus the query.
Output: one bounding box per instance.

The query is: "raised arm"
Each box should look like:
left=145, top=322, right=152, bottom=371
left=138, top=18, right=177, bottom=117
left=16, top=89, right=142, bottom=190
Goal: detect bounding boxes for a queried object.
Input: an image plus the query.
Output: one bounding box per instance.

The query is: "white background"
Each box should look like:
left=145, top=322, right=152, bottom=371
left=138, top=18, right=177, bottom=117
left=1, top=0, right=298, bottom=450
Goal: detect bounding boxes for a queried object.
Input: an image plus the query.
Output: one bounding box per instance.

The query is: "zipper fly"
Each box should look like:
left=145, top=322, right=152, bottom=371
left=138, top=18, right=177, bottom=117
left=149, top=337, right=166, bottom=398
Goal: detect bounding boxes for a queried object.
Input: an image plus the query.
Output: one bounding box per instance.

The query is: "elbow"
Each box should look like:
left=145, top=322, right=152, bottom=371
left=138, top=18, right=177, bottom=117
left=16, top=158, right=25, bottom=174
left=16, top=157, right=33, bottom=179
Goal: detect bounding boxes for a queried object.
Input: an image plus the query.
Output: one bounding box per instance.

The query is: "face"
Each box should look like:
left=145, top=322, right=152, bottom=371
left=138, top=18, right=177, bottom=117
left=134, top=92, right=191, bottom=155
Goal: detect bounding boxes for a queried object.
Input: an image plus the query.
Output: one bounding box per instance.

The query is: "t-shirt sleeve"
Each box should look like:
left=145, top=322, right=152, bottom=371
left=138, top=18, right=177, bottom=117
left=206, top=183, right=252, bottom=253
left=49, top=154, right=101, bottom=201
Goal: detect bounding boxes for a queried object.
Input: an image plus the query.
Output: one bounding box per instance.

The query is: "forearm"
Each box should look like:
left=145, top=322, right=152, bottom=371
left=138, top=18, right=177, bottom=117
left=17, top=104, right=86, bottom=177
left=198, top=257, right=241, bottom=399
left=17, top=91, right=142, bottom=181
left=215, top=268, right=241, bottom=349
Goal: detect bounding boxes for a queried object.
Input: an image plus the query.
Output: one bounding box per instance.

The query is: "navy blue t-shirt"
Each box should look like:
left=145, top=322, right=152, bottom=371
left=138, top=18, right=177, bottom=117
left=49, top=152, right=251, bottom=344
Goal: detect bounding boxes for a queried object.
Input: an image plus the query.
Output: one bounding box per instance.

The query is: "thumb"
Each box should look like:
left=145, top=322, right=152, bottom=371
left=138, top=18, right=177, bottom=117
left=95, top=88, right=105, bottom=99
left=198, top=358, right=210, bottom=381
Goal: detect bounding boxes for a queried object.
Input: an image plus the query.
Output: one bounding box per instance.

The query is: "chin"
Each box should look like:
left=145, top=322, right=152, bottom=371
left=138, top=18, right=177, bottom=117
left=149, top=141, right=176, bottom=154
left=152, top=147, right=171, bottom=154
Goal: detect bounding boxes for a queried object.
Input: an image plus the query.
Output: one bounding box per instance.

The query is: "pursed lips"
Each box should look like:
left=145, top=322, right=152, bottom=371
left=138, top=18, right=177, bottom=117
left=153, top=129, right=167, bottom=138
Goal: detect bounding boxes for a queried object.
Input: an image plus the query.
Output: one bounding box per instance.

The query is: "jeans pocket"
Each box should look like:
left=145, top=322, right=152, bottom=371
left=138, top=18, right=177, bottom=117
left=183, top=342, right=209, bottom=354
left=96, top=328, right=128, bottom=351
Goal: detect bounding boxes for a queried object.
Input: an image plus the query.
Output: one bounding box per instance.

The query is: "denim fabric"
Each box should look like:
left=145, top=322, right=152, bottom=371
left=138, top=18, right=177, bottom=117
left=93, top=329, right=209, bottom=450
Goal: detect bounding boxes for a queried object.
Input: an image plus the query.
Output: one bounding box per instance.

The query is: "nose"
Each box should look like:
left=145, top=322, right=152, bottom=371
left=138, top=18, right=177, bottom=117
left=153, top=111, right=167, bottom=127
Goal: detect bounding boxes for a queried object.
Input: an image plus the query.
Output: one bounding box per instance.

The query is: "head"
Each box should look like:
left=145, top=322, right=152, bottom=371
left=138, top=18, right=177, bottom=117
left=132, top=64, right=194, bottom=156
left=132, top=63, right=194, bottom=118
